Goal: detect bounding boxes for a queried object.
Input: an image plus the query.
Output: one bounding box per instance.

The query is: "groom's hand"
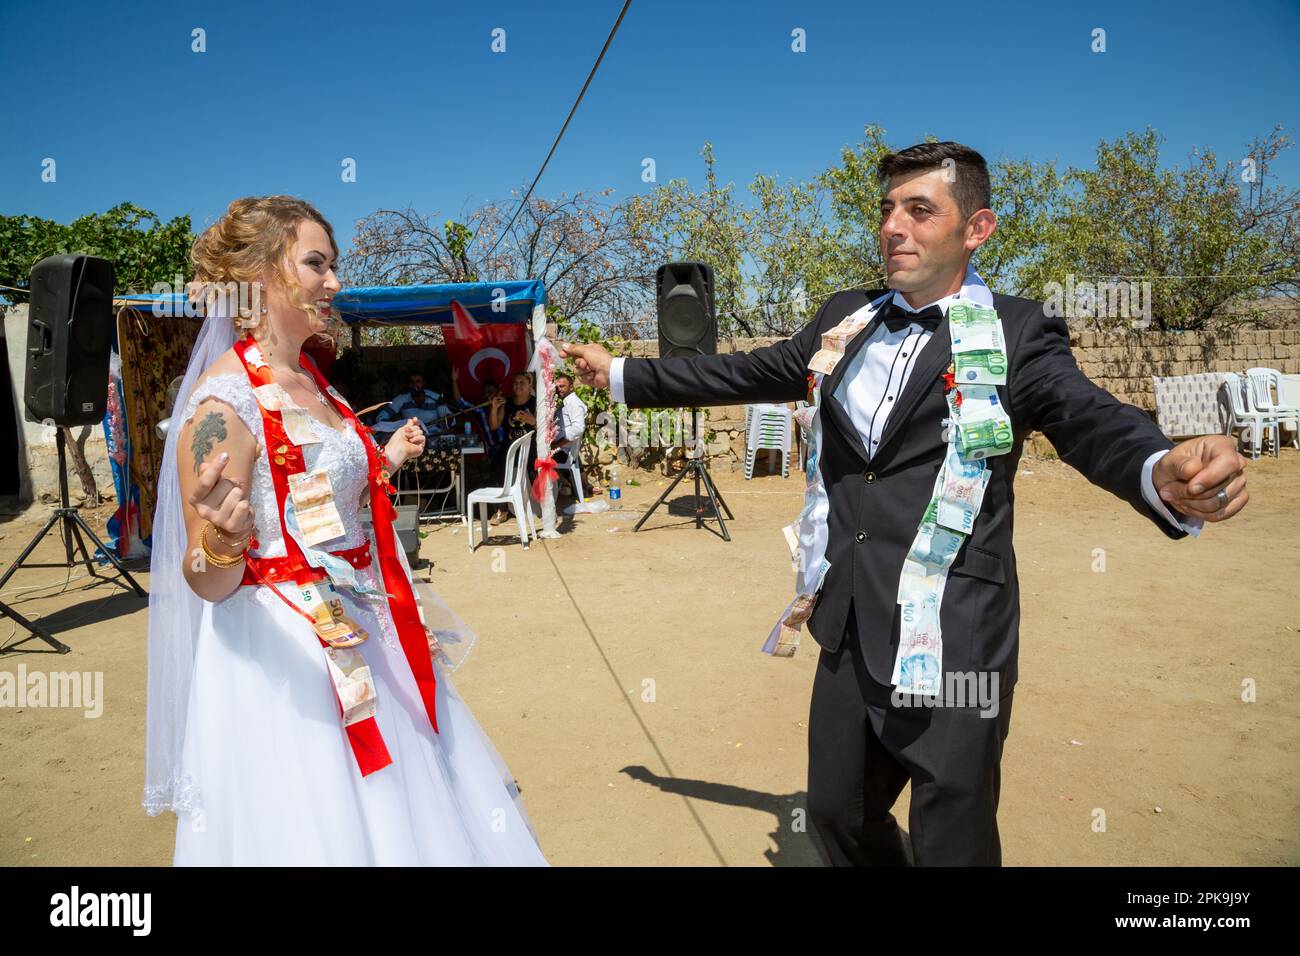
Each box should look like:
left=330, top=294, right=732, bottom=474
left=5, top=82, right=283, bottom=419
left=559, top=342, right=613, bottom=390
left=1153, top=434, right=1249, bottom=522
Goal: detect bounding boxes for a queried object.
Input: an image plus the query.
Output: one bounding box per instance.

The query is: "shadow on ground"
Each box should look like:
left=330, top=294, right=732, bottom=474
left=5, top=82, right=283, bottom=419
left=620, top=764, right=828, bottom=866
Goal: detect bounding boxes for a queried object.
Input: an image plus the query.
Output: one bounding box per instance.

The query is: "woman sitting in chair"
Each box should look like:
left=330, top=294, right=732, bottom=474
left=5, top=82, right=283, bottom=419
left=486, top=371, right=536, bottom=525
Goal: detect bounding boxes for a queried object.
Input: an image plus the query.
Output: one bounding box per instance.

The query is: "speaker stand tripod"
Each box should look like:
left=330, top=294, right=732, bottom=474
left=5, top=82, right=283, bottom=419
left=633, top=408, right=734, bottom=540
left=0, top=428, right=147, bottom=654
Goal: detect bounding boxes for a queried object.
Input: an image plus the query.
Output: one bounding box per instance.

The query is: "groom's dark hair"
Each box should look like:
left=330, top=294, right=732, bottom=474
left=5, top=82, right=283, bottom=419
left=878, top=142, right=991, bottom=220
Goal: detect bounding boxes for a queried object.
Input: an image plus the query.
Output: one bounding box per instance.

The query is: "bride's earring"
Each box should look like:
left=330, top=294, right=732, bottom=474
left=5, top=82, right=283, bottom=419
left=240, top=285, right=270, bottom=331
left=238, top=300, right=267, bottom=331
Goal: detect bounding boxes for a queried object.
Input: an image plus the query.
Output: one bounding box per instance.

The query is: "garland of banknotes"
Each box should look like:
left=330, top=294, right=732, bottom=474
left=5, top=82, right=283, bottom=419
left=762, top=300, right=1014, bottom=688
left=892, top=302, right=1013, bottom=696
left=761, top=306, right=876, bottom=656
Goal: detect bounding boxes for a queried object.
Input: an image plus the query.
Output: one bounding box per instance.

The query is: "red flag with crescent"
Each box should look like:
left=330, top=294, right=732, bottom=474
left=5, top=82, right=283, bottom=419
left=444, top=301, right=528, bottom=403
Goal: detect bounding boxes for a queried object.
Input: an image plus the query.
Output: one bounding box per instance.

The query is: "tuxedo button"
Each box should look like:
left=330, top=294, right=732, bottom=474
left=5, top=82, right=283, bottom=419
left=864, top=471, right=876, bottom=483
left=855, top=531, right=866, bottom=542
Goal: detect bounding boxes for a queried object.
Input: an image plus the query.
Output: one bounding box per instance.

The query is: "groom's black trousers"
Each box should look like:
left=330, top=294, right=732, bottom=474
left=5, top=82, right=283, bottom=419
left=807, top=603, right=1016, bottom=866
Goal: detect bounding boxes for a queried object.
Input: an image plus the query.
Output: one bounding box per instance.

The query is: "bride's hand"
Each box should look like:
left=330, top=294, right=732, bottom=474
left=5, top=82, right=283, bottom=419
left=385, top=417, right=426, bottom=469
left=424, top=626, right=444, bottom=660
left=189, top=452, right=255, bottom=543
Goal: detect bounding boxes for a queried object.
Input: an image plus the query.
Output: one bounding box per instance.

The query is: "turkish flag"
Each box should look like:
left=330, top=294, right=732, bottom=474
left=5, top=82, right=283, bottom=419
left=443, top=309, right=529, bottom=403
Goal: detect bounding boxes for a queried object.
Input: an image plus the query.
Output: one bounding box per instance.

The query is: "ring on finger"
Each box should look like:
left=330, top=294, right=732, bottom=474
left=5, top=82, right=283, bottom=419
left=1215, top=488, right=1230, bottom=509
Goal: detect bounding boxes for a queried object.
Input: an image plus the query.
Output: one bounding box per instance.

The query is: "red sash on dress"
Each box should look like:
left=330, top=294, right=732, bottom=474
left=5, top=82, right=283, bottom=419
left=233, top=337, right=439, bottom=779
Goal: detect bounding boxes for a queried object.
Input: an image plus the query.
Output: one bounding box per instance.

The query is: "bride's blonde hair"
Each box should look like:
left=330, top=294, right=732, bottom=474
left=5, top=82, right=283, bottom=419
left=189, top=195, right=338, bottom=337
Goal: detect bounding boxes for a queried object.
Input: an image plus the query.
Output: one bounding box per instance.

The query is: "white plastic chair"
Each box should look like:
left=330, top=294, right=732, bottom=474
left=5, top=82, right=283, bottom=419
left=1281, top=374, right=1300, bottom=432
left=1245, top=367, right=1298, bottom=452
left=554, top=446, right=586, bottom=503
left=466, top=430, right=536, bottom=551
left=743, top=403, right=793, bottom=479
left=1219, top=373, right=1270, bottom=459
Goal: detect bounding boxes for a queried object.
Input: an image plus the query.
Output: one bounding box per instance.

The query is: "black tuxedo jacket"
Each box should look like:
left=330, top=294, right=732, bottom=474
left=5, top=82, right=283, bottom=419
left=622, top=289, right=1184, bottom=690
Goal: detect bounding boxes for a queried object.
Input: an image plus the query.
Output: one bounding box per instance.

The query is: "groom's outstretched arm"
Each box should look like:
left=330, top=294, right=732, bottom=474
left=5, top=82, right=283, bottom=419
left=563, top=291, right=868, bottom=409
left=1007, top=302, right=1247, bottom=537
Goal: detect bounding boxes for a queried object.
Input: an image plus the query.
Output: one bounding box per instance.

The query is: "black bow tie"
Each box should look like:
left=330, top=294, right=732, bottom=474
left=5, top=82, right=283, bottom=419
left=878, top=300, right=944, bottom=333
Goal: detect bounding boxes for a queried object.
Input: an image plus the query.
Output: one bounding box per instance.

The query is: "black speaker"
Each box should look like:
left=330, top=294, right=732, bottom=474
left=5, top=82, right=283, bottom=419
left=656, top=261, right=716, bottom=359
left=24, top=254, right=115, bottom=426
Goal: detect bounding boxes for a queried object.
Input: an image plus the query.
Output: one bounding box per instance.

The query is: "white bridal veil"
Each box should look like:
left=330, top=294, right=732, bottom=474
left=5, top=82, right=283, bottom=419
left=142, top=293, right=235, bottom=816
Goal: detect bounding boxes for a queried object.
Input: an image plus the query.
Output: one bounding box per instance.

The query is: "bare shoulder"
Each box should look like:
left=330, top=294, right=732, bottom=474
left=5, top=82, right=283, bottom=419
left=192, top=347, right=246, bottom=390
left=182, top=348, right=255, bottom=442
left=188, top=349, right=254, bottom=416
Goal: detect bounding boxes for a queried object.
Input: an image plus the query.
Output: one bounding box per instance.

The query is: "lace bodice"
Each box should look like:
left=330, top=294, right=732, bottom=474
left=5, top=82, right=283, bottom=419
left=180, top=373, right=371, bottom=559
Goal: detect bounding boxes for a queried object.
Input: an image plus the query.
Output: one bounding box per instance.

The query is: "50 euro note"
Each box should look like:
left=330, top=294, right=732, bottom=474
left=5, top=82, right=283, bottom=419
left=281, top=407, right=323, bottom=446
left=287, top=469, right=346, bottom=546
left=762, top=558, right=830, bottom=657
left=807, top=317, right=869, bottom=375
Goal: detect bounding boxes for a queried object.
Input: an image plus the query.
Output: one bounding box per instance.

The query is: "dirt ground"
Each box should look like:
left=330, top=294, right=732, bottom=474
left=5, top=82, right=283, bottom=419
left=1, top=451, right=1297, bottom=867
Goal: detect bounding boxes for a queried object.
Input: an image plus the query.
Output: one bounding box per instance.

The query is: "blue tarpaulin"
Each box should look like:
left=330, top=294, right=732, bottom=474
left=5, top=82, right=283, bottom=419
left=113, top=279, right=546, bottom=326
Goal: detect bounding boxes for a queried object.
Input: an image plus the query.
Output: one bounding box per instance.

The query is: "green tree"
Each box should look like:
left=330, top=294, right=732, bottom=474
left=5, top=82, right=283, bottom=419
left=0, top=203, right=195, bottom=505
left=625, top=143, right=755, bottom=336
left=0, top=203, right=193, bottom=300
left=1032, top=128, right=1298, bottom=330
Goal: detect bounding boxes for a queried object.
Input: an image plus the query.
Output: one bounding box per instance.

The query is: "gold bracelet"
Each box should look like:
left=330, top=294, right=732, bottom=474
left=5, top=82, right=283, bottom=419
left=200, top=522, right=247, bottom=568
left=213, top=523, right=252, bottom=549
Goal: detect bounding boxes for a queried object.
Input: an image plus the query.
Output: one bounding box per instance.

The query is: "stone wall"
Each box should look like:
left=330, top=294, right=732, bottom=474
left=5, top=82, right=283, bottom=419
left=598, top=328, right=1300, bottom=474
left=1069, top=328, right=1300, bottom=412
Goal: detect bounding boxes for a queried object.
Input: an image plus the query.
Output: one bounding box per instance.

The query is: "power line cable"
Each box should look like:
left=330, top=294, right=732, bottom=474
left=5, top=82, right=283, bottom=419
left=481, top=0, right=633, bottom=264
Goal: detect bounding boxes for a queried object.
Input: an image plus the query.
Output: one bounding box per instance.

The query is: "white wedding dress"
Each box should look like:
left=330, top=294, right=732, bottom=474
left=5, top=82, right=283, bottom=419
left=170, top=372, right=547, bottom=866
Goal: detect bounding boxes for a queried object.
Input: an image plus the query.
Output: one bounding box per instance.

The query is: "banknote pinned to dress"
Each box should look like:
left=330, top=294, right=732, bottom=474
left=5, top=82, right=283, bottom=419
left=325, top=645, right=378, bottom=727
left=254, top=382, right=323, bottom=446
left=287, top=468, right=347, bottom=546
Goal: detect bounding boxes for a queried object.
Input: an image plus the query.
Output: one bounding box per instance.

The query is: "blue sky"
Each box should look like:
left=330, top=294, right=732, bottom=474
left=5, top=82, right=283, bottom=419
left=2, top=0, right=1297, bottom=276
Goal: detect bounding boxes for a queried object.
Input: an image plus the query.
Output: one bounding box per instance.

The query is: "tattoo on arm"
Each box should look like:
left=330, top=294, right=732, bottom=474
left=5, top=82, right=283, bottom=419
left=191, top=410, right=229, bottom=473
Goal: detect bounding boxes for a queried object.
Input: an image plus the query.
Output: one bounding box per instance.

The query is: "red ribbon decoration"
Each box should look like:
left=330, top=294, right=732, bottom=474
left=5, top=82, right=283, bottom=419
left=240, top=539, right=372, bottom=587
left=232, top=337, right=440, bottom=779
left=942, top=369, right=962, bottom=409
left=531, top=455, right=558, bottom=504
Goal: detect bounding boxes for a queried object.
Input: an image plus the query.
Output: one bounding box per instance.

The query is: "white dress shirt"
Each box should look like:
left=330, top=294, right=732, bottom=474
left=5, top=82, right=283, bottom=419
left=555, top=391, right=588, bottom=443
left=608, top=279, right=1200, bottom=536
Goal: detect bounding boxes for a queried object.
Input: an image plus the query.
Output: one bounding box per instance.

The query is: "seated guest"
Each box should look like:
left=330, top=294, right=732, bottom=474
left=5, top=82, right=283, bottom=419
left=486, top=371, right=537, bottom=524
left=552, top=371, right=588, bottom=496
left=450, top=365, right=504, bottom=453
left=374, top=372, right=453, bottom=439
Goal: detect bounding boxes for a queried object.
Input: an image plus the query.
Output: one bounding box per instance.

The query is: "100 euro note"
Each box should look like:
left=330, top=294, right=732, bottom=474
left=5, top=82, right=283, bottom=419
left=950, top=304, right=1007, bottom=385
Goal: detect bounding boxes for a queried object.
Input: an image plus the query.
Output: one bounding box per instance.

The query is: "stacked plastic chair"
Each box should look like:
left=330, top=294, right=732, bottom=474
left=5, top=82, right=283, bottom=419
left=743, top=403, right=793, bottom=479
left=1245, top=367, right=1300, bottom=452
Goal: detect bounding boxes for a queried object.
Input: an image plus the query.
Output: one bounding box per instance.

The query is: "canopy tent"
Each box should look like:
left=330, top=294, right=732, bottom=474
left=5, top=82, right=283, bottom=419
left=105, top=280, right=560, bottom=557
left=112, top=279, right=547, bottom=327
left=333, top=280, right=545, bottom=326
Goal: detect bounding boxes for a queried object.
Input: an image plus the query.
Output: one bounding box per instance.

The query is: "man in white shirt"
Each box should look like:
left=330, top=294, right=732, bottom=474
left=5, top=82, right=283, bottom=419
left=552, top=371, right=587, bottom=495
left=374, top=372, right=453, bottom=439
